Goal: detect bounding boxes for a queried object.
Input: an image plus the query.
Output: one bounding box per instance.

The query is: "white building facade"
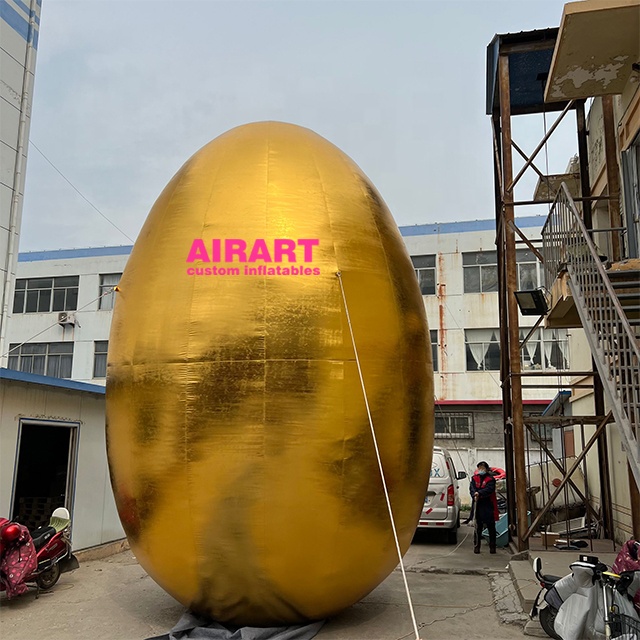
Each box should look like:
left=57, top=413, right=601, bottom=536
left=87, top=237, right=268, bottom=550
left=7, top=215, right=567, bottom=479
left=0, top=0, right=41, bottom=365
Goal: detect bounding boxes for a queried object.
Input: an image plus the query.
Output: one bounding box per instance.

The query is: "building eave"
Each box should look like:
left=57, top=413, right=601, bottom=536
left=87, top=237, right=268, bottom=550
left=545, top=0, right=640, bottom=102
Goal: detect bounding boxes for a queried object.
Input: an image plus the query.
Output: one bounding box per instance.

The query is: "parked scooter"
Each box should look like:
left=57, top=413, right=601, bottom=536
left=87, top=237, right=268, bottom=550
left=531, top=556, right=563, bottom=639
left=0, top=507, right=79, bottom=596
left=531, top=551, right=640, bottom=639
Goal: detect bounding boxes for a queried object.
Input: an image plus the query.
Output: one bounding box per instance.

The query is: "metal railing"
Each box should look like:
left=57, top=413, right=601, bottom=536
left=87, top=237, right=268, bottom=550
left=541, top=183, right=640, bottom=487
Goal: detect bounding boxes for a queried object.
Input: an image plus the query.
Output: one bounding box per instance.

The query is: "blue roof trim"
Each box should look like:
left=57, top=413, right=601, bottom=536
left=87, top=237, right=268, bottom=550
left=399, top=215, right=546, bottom=237
left=17, top=216, right=546, bottom=260
left=0, top=368, right=106, bottom=394
left=18, top=245, right=134, bottom=262
left=541, top=390, right=571, bottom=416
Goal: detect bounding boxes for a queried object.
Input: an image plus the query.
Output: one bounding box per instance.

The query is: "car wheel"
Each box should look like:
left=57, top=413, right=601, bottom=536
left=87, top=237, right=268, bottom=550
left=446, top=526, right=458, bottom=544
left=36, top=563, right=61, bottom=590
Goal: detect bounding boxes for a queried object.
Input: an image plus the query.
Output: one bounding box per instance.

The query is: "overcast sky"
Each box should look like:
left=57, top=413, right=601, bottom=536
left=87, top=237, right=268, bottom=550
left=20, top=0, right=578, bottom=252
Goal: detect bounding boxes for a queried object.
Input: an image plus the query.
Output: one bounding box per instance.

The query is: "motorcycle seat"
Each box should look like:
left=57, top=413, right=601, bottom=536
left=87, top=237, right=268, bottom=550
left=31, top=526, right=56, bottom=550
left=542, top=573, right=562, bottom=586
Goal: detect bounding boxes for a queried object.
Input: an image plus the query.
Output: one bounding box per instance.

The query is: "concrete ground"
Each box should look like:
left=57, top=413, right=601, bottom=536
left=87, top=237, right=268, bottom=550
left=1, top=523, right=528, bottom=640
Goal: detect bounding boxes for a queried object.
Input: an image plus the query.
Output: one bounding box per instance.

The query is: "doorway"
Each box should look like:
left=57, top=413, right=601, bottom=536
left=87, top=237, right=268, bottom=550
left=11, top=421, right=78, bottom=531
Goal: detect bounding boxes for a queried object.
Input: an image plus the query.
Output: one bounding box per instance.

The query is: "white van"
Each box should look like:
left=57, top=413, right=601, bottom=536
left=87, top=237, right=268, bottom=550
left=417, top=446, right=467, bottom=543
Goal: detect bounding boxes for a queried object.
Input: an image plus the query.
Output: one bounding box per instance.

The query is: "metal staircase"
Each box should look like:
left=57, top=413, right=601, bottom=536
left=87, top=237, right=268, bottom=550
left=542, top=183, right=640, bottom=489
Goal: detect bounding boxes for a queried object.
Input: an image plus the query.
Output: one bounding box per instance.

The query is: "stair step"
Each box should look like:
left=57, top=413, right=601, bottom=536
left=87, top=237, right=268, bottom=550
left=606, top=269, right=640, bottom=280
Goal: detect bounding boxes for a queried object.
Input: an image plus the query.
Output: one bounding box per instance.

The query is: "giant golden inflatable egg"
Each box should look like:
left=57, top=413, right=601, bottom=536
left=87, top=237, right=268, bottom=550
left=106, top=122, right=434, bottom=626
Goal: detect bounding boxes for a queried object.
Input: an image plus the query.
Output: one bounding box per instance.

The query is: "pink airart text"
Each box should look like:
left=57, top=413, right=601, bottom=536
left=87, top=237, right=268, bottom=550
left=186, top=239, right=319, bottom=263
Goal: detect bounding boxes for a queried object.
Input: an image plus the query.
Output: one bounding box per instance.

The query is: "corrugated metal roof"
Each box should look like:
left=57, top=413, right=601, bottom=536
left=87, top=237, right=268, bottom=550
left=0, top=368, right=106, bottom=395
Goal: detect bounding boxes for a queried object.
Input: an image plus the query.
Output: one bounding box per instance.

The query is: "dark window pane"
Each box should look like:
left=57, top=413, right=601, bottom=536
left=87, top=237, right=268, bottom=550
left=25, top=290, right=39, bottom=312
left=38, top=289, right=52, bottom=312
left=417, top=269, right=435, bottom=295
left=93, top=353, right=107, bottom=378
left=8, top=355, right=18, bottom=370
left=32, top=355, right=46, bottom=375
left=13, top=290, right=25, bottom=313
left=518, top=264, right=538, bottom=290
left=517, top=249, right=535, bottom=262
left=48, top=342, right=73, bottom=354
left=27, top=278, right=52, bottom=289
left=477, top=251, right=497, bottom=265
left=46, top=356, right=60, bottom=378
left=52, top=289, right=66, bottom=311
left=481, top=266, right=498, bottom=292
left=485, top=342, right=501, bottom=370
left=65, top=287, right=78, bottom=311
left=15, top=280, right=26, bottom=291
left=411, top=254, right=435, bottom=269
left=20, top=357, right=33, bottom=373
left=54, top=276, right=79, bottom=288
left=466, top=344, right=479, bottom=370
left=59, top=355, right=73, bottom=378
left=464, top=267, right=480, bottom=292
left=23, top=343, right=46, bottom=354
left=465, top=251, right=497, bottom=266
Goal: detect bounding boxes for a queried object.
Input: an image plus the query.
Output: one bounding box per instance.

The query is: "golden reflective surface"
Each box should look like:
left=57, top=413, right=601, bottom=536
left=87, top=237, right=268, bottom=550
left=106, top=122, right=434, bottom=625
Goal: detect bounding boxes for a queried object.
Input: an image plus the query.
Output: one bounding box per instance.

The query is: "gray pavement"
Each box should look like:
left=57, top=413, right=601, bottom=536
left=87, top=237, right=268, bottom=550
left=1, top=524, right=527, bottom=640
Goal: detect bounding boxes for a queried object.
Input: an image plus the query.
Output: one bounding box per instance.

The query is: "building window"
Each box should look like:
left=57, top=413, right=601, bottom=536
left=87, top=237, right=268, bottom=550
left=520, top=328, right=569, bottom=371
left=463, top=250, right=542, bottom=293
left=99, top=274, right=121, bottom=310
left=435, top=413, right=473, bottom=438
left=463, top=251, right=498, bottom=293
left=430, top=329, right=438, bottom=372
left=12, top=277, right=79, bottom=314
left=411, top=254, right=436, bottom=295
left=517, top=249, right=543, bottom=290
left=465, top=329, right=501, bottom=371
left=8, top=342, right=74, bottom=378
left=93, top=341, right=108, bottom=378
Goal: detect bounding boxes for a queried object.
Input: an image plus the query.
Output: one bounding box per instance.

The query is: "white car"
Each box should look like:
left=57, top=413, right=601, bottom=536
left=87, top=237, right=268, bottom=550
left=417, top=446, right=467, bottom=543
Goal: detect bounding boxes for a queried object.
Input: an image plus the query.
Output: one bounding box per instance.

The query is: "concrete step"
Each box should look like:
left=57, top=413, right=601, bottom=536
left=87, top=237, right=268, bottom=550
left=508, top=559, right=539, bottom=614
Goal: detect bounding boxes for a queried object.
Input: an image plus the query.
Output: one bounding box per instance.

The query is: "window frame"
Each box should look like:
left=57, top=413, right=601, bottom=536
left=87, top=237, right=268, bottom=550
left=519, top=328, right=569, bottom=372
left=434, top=413, right=474, bottom=439
left=93, top=340, right=109, bottom=378
left=430, top=329, right=438, bottom=372
left=462, top=251, right=498, bottom=293
left=7, top=342, right=74, bottom=379
left=411, top=254, right=436, bottom=295
left=465, top=329, right=501, bottom=371
left=98, top=274, right=122, bottom=311
left=12, top=276, right=79, bottom=314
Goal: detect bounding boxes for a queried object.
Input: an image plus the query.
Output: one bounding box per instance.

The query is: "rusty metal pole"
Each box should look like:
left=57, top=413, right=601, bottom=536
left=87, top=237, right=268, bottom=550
left=602, top=95, right=622, bottom=262
left=577, top=100, right=615, bottom=540
left=593, top=373, right=615, bottom=539
left=576, top=101, right=592, bottom=229
left=629, top=467, right=640, bottom=539
left=498, top=53, right=529, bottom=551
left=494, top=114, right=517, bottom=540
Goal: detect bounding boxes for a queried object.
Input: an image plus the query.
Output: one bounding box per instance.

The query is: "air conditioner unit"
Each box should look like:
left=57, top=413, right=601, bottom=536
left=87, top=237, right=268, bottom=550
left=58, top=312, right=76, bottom=326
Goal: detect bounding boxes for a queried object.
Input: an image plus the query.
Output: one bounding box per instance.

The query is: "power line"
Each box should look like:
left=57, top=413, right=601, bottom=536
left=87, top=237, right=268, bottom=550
left=29, top=140, right=135, bottom=243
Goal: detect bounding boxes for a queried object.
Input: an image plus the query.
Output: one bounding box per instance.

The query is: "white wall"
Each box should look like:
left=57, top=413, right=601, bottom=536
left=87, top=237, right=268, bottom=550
left=8, top=252, right=128, bottom=384
left=403, top=218, right=568, bottom=403
left=0, top=376, right=124, bottom=549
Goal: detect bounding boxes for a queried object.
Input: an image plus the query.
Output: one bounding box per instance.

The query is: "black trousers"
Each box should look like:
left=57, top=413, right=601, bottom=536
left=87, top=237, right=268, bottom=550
left=474, top=516, right=497, bottom=550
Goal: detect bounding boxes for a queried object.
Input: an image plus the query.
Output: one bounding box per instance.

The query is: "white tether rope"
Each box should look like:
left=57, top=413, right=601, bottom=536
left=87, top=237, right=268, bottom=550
left=336, top=271, right=422, bottom=640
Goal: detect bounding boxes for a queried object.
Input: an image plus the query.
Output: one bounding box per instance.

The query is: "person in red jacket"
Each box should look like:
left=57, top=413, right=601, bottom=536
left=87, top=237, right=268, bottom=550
left=470, top=461, right=499, bottom=554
